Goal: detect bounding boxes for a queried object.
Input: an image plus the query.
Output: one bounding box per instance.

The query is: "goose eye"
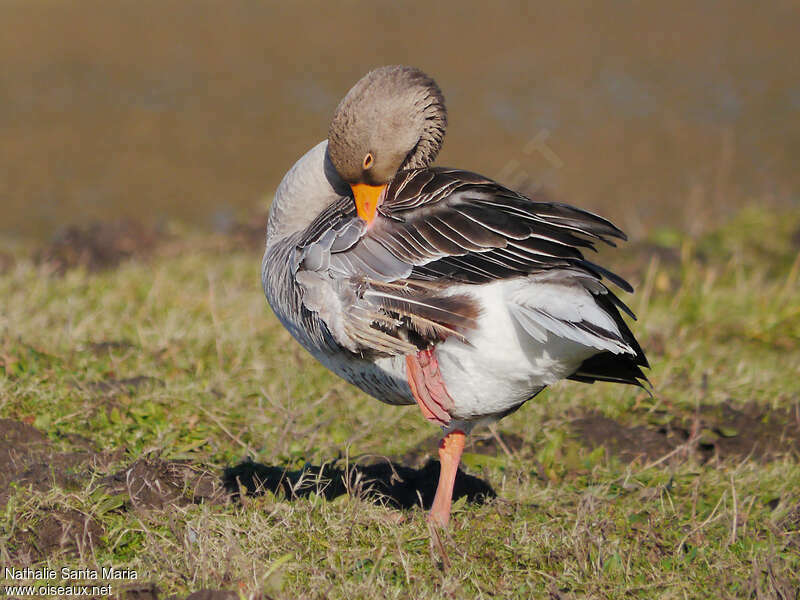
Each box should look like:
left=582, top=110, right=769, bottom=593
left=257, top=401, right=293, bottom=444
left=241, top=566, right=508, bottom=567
left=362, top=153, right=374, bottom=170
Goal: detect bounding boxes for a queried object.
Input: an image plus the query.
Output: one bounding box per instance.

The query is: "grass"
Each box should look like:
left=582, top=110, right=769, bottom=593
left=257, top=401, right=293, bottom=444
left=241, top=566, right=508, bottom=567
left=1, top=206, right=799, bottom=599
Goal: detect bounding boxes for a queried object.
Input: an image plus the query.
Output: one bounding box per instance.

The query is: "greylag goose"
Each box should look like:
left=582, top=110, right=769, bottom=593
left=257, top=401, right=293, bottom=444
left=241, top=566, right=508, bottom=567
left=262, top=66, right=648, bottom=528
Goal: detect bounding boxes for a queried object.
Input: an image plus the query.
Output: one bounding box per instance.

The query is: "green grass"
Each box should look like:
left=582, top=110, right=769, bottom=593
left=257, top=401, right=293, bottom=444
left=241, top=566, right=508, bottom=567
left=1, top=207, right=799, bottom=599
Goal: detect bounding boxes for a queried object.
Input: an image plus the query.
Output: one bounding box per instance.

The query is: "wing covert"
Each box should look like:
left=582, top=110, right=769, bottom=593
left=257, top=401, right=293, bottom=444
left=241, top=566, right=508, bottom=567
left=291, top=167, right=635, bottom=357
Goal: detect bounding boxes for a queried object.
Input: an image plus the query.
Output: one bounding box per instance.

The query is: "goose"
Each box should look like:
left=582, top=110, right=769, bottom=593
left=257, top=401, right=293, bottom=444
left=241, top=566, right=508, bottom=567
left=262, top=65, right=648, bottom=528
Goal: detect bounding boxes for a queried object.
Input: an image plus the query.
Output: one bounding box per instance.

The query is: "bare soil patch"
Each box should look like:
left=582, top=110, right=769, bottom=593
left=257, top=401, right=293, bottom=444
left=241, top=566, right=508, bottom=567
left=0, top=418, right=121, bottom=563
left=10, top=508, right=103, bottom=563
left=116, top=583, right=161, bottom=600
left=30, top=216, right=268, bottom=276
left=0, top=418, right=102, bottom=506
left=35, top=219, right=164, bottom=274
left=0, top=418, right=223, bottom=563
left=0, top=250, right=15, bottom=274
left=102, top=458, right=225, bottom=510
left=573, top=401, right=800, bottom=464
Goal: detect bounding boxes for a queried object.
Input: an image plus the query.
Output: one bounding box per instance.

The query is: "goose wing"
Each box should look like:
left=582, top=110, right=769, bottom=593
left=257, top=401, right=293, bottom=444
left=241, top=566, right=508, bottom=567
left=291, top=167, right=645, bottom=370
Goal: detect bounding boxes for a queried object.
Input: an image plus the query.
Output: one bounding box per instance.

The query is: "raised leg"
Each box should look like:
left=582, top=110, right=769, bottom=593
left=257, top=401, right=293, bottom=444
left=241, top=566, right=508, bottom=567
left=428, top=429, right=466, bottom=528
left=405, top=350, right=453, bottom=427
left=405, top=349, right=465, bottom=528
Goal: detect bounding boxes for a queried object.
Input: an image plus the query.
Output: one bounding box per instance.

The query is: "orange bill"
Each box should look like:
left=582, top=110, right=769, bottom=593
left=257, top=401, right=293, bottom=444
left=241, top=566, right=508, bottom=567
left=350, top=183, right=385, bottom=224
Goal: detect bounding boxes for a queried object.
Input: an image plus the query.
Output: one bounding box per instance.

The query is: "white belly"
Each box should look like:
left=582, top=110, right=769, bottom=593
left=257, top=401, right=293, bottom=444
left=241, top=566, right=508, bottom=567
left=435, top=280, right=598, bottom=421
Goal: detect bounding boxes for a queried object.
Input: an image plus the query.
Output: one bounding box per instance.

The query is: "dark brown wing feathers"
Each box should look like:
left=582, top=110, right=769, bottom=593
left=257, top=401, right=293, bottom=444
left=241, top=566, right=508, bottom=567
left=295, top=167, right=648, bottom=385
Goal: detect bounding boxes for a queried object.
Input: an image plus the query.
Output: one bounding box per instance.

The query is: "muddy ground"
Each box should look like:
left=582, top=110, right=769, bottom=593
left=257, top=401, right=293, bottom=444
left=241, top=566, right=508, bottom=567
left=33, top=220, right=166, bottom=275
left=574, top=402, right=800, bottom=465
left=29, top=217, right=265, bottom=274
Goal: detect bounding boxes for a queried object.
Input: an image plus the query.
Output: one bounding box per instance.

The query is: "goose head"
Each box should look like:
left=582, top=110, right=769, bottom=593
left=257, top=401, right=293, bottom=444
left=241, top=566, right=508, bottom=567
left=327, top=65, right=447, bottom=223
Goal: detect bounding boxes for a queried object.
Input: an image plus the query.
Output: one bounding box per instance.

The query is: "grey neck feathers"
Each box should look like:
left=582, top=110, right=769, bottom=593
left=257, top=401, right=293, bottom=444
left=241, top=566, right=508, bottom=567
left=266, top=140, right=350, bottom=245
left=399, top=88, right=447, bottom=171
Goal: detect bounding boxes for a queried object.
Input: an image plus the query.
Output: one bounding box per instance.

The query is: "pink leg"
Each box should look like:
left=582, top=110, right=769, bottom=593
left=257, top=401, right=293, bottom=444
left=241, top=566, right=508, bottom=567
left=406, top=349, right=464, bottom=527
left=428, top=429, right=466, bottom=528
left=405, top=350, right=453, bottom=427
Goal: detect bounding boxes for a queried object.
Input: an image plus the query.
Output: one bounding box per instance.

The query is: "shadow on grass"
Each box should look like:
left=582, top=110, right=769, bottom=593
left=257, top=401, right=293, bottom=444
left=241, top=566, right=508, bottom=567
left=222, top=458, right=495, bottom=510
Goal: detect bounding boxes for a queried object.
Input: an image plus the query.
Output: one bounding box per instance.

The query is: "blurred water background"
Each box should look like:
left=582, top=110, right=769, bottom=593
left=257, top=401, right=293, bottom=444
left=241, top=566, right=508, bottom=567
left=1, top=0, right=798, bottom=242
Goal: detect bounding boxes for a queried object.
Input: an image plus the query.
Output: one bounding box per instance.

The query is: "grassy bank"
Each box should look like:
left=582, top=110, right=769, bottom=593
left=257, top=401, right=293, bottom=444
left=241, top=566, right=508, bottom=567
left=1, top=207, right=799, bottom=599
